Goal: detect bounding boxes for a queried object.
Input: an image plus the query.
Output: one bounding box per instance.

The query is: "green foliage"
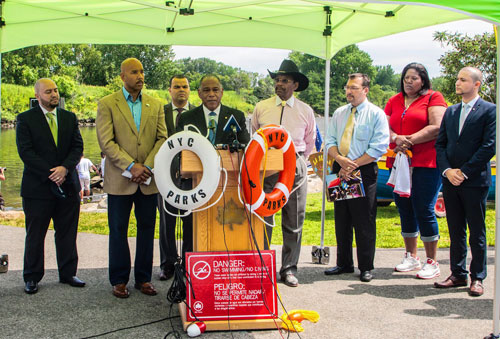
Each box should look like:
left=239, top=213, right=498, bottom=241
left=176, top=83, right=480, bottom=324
left=52, top=75, right=77, bottom=99
left=289, top=45, right=377, bottom=114
left=374, top=65, right=399, bottom=91
left=1, top=84, right=33, bottom=120
left=1, top=82, right=252, bottom=121
left=368, top=84, right=396, bottom=110
left=253, top=77, right=275, bottom=100
left=433, top=31, right=497, bottom=103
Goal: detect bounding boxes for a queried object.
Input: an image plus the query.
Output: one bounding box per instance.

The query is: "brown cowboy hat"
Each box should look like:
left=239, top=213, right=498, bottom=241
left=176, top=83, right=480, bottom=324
left=268, top=59, right=309, bottom=92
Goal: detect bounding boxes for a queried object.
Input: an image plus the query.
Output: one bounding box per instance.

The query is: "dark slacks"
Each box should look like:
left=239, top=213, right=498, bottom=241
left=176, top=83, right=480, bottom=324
left=264, top=155, right=308, bottom=277
left=157, top=183, right=193, bottom=270
left=23, top=195, right=80, bottom=282
left=442, top=184, right=488, bottom=281
left=108, top=189, right=157, bottom=286
left=334, top=162, right=378, bottom=272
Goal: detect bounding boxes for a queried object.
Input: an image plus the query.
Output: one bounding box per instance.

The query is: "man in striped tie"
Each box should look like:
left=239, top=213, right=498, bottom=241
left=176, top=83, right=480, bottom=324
left=323, top=73, right=389, bottom=282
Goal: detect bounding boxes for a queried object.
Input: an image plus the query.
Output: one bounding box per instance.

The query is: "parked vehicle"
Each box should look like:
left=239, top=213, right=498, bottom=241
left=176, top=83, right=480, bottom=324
left=376, top=158, right=496, bottom=217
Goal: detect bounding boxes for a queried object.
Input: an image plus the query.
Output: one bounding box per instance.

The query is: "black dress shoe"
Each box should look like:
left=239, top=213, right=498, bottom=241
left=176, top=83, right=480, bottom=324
left=159, top=266, right=175, bottom=281
left=60, top=276, right=86, bottom=287
left=360, top=271, right=373, bottom=282
left=24, top=281, right=38, bottom=294
left=324, top=266, right=355, bottom=276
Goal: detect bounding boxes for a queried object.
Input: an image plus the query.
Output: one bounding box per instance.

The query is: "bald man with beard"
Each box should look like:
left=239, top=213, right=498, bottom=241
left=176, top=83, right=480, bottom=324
left=97, top=58, right=167, bottom=298
left=17, top=78, right=84, bottom=294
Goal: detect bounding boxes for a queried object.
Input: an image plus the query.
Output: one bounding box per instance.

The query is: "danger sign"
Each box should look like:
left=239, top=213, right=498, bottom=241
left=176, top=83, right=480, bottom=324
left=186, top=250, right=277, bottom=321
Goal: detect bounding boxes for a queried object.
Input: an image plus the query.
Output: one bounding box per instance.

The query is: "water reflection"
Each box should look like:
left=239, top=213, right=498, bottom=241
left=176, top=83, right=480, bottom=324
left=0, top=127, right=101, bottom=209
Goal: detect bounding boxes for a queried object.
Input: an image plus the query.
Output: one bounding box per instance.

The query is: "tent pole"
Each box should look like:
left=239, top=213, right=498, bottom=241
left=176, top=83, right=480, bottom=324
left=493, top=23, right=500, bottom=337
left=320, top=54, right=331, bottom=254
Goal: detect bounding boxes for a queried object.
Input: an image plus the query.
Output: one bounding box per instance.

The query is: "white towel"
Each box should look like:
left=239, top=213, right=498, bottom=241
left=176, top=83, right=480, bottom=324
left=387, top=152, right=411, bottom=197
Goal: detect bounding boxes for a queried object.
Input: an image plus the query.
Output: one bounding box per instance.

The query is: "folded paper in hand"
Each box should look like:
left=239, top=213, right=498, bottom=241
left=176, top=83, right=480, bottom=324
left=122, top=170, right=152, bottom=185
left=326, top=169, right=365, bottom=202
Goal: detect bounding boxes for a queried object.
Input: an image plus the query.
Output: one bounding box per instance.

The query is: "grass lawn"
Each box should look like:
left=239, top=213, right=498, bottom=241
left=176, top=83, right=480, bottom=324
left=1, top=192, right=496, bottom=248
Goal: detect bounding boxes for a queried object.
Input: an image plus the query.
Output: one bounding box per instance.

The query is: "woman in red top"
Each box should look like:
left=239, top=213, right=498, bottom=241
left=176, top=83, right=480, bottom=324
left=385, top=63, right=447, bottom=280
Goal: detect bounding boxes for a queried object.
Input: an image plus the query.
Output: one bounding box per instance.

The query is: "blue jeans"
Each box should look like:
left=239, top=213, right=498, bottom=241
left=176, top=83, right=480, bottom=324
left=393, top=167, right=441, bottom=242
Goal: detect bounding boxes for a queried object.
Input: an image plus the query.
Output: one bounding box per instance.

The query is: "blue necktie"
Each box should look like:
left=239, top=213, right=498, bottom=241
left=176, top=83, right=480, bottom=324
left=208, top=111, right=217, bottom=144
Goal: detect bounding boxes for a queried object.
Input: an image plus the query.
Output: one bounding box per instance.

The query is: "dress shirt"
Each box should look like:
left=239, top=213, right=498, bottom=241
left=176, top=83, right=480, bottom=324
left=40, top=105, right=58, bottom=127
left=122, top=86, right=142, bottom=131
left=459, top=95, right=479, bottom=134
left=252, top=95, right=316, bottom=157
left=325, top=99, right=389, bottom=160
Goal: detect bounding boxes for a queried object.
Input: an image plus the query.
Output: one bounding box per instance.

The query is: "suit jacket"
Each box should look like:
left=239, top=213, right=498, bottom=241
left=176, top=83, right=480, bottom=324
left=436, top=97, right=496, bottom=187
left=16, top=106, right=83, bottom=199
left=177, top=104, right=250, bottom=144
left=96, top=90, right=167, bottom=195
left=164, top=102, right=196, bottom=137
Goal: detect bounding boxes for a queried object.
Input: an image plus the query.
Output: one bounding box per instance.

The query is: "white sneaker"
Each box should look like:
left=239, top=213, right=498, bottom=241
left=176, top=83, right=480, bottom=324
left=395, top=252, right=421, bottom=272
left=416, top=258, right=440, bottom=279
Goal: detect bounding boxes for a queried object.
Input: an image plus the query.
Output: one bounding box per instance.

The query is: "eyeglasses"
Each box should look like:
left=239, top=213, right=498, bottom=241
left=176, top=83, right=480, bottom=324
left=344, top=86, right=364, bottom=91
left=274, top=78, right=295, bottom=85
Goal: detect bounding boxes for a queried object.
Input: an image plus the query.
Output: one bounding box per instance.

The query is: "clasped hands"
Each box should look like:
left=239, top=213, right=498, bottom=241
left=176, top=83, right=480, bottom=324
left=130, top=163, right=152, bottom=184
left=336, top=155, right=358, bottom=179
left=394, top=135, right=413, bottom=153
left=49, top=166, right=68, bottom=186
left=445, top=168, right=465, bottom=186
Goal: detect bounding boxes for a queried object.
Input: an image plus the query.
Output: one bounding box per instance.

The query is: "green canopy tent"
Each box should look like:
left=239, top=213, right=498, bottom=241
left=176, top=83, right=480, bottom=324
left=1, top=0, right=499, bottom=336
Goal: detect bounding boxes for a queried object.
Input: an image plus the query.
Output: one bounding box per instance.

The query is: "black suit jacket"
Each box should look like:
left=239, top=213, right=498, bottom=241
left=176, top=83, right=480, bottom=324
left=177, top=104, right=250, bottom=144
left=16, top=106, right=84, bottom=198
left=164, top=102, right=196, bottom=137
left=436, top=97, right=496, bottom=187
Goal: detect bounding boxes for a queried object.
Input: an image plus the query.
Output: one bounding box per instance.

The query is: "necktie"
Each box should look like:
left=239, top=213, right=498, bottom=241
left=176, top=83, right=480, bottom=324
left=47, top=112, right=58, bottom=146
left=459, top=103, right=470, bottom=134
left=208, top=111, right=217, bottom=144
left=175, top=107, right=184, bottom=128
left=339, top=106, right=356, bottom=156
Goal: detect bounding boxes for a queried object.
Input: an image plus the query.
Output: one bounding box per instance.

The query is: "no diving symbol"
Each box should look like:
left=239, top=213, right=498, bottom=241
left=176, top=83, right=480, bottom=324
left=192, top=261, right=211, bottom=280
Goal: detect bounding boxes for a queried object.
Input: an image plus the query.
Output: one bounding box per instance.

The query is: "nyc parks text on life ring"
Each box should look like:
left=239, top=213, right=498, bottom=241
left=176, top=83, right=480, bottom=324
left=155, top=130, right=221, bottom=211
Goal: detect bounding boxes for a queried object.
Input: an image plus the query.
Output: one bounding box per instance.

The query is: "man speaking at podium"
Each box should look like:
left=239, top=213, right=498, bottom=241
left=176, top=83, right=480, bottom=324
left=177, top=74, right=250, bottom=146
left=252, top=60, right=316, bottom=287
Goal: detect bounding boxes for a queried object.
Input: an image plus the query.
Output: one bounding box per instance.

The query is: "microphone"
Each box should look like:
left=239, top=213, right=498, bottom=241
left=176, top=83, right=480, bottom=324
left=223, top=115, right=241, bottom=134
left=208, top=118, right=217, bottom=131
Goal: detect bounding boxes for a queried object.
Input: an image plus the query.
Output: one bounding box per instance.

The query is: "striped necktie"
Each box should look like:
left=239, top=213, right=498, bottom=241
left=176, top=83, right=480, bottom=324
left=47, top=112, right=58, bottom=145
left=339, top=106, right=356, bottom=156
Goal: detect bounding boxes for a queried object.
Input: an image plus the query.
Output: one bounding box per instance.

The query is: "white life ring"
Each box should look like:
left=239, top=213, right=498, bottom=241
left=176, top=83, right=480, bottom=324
left=154, top=130, right=221, bottom=211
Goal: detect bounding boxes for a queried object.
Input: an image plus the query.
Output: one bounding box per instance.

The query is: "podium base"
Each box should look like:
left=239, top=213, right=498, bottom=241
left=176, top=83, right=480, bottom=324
left=179, top=303, right=282, bottom=331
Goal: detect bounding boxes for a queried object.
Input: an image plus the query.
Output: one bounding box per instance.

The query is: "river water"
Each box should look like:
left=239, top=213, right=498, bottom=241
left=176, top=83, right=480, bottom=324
left=0, top=127, right=102, bottom=209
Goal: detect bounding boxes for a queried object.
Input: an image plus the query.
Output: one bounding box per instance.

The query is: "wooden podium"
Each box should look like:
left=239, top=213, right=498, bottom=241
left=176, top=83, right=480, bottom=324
left=179, top=148, right=283, bottom=331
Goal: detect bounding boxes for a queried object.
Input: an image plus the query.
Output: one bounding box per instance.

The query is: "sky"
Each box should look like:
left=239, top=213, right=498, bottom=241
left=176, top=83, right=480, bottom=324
left=172, top=19, right=494, bottom=79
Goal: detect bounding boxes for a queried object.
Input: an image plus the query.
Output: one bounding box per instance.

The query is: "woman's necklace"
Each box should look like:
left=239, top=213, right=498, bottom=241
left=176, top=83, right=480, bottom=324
left=404, top=95, right=418, bottom=109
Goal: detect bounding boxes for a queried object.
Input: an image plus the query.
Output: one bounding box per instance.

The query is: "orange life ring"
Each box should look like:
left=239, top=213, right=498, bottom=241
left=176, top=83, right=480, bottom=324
left=240, top=125, right=296, bottom=217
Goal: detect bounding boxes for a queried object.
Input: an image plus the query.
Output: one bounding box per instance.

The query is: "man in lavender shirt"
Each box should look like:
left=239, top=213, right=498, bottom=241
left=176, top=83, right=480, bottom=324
left=252, top=60, right=316, bottom=287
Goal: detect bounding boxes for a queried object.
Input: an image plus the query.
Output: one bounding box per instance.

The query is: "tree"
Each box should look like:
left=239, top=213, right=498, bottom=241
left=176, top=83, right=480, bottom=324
left=289, top=45, right=376, bottom=114
left=374, top=65, right=399, bottom=92
left=433, top=31, right=496, bottom=103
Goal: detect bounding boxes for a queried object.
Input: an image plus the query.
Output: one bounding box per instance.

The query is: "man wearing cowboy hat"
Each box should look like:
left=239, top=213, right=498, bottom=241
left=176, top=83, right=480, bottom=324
left=251, top=59, right=316, bottom=287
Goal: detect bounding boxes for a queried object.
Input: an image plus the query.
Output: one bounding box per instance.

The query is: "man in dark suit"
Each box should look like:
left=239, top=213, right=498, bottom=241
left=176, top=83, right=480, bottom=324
left=177, top=74, right=250, bottom=145
left=157, top=75, right=196, bottom=281
left=16, top=78, right=85, bottom=294
left=435, top=67, right=496, bottom=296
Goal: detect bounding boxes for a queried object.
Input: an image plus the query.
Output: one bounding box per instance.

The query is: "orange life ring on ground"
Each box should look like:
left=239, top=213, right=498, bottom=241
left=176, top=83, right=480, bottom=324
left=240, top=125, right=296, bottom=217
